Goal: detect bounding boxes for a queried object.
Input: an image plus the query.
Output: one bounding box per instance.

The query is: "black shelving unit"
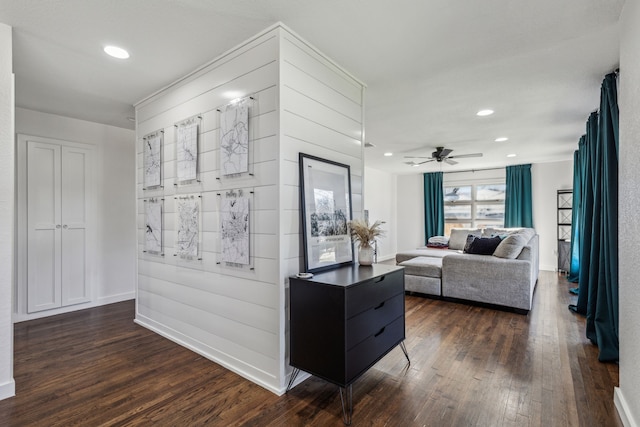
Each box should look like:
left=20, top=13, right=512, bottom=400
left=557, top=189, right=573, bottom=274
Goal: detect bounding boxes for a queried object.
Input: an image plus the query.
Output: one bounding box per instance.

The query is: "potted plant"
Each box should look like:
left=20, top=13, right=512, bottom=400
left=348, top=218, right=385, bottom=266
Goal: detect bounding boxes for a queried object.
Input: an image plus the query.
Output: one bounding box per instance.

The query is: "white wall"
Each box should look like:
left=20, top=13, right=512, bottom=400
left=396, top=174, right=424, bottom=251
left=363, top=167, right=397, bottom=261
left=134, top=24, right=364, bottom=394
left=0, top=22, right=15, bottom=401
left=616, top=1, right=640, bottom=425
left=532, top=160, right=573, bottom=271
left=14, top=108, right=137, bottom=321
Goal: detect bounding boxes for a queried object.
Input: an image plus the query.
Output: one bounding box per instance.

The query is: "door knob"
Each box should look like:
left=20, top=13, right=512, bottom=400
left=63, top=225, right=68, bottom=229
left=56, top=224, right=61, bottom=229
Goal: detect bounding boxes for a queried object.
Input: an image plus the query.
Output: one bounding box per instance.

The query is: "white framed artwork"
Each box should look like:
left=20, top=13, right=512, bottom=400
left=221, top=195, right=250, bottom=265
left=175, top=116, right=201, bottom=184
left=220, top=101, right=249, bottom=176
left=175, top=194, right=201, bottom=259
left=144, top=198, right=163, bottom=255
left=143, top=130, right=163, bottom=189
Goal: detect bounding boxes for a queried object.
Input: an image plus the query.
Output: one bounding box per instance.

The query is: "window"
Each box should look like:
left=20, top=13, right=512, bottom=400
left=444, top=183, right=505, bottom=235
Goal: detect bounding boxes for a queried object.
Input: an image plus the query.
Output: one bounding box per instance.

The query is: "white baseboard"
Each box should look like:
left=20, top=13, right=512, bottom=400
left=377, top=254, right=396, bottom=262
left=13, top=293, right=135, bottom=323
left=97, top=291, right=135, bottom=305
left=615, top=387, right=638, bottom=427
left=0, top=379, right=15, bottom=401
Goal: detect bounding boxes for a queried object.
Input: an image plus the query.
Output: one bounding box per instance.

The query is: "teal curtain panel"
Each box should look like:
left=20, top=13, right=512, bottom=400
left=423, top=172, right=444, bottom=243
left=567, top=145, right=584, bottom=283
left=504, top=164, right=533, bottom=228
left=571, top=72, right=619, bottom=363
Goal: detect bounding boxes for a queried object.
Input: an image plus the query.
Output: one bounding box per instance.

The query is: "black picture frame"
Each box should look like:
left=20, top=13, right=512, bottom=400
left=299, top=153, right=354, bottom=273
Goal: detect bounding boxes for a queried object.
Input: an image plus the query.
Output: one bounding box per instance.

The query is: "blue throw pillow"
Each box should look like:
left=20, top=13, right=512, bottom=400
left=467, top=236, right=503, bottom=255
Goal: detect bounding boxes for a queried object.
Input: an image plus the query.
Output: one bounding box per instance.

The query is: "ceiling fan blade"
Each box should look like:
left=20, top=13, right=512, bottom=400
left=406, top=159, right=435, bottom=166
left=438, top=148, right=453, bottom=157
left=449, top=153, right=483, bottom=159
left=403, top=156, right=431, bottom=159
left=445, top=158, right=458, bottom=165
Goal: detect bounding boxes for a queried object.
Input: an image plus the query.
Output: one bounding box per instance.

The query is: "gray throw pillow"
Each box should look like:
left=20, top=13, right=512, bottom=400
left=493, top=229, right=534, bottom=259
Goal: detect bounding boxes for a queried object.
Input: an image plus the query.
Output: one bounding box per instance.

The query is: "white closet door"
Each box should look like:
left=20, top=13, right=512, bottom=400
left=61, top=146, right=91, bottom=306
left=27, top=141, right=62, bottom=312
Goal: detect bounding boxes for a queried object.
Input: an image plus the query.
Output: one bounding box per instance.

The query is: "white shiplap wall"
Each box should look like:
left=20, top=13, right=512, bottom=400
left=134, top=24, right=365, bottom=394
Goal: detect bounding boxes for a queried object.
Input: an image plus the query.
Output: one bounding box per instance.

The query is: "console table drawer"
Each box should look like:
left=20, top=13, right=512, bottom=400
left=346, top=269, right=404, bottom=318
left=346, top=315, right=405, bottom=381
left=346, top=293, right=404, bottom=349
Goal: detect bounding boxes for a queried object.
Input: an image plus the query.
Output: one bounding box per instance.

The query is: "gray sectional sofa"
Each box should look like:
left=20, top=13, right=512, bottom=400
left=396, top=228, right=539, bottom=313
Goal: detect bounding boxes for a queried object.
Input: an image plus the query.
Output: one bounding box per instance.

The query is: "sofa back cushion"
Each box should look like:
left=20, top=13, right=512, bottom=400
left=493, top=228, right=535, bottom=259
left=448, top=228, right=482, bottom=250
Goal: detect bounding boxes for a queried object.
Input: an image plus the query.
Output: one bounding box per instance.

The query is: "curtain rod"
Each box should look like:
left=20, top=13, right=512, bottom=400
left=443, top=166, right=505, bottom=174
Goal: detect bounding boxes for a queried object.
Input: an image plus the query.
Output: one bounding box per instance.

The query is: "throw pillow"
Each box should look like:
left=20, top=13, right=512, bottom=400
left=493, top=229, right=535, bottom=259
left=467, top=236, right=503, bottom=255
left=463, top=235, right=476, bottom=253
left=448, top=228, right=482, bottom=250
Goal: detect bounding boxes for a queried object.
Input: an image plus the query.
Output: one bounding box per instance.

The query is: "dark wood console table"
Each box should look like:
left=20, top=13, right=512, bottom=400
left=288, top=264, right=409, bottom=425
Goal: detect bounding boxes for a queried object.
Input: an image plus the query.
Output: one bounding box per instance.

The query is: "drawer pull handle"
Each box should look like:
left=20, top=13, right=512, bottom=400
left=374, top=301, right=385, bottom=310
left=374, top=327, right=386, bottom=337
left=374, top=275, right=386, bottom=283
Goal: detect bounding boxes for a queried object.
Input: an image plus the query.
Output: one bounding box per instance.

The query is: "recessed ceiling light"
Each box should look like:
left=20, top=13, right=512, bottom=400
left=104, top=45, right=130, bottom=59
left=477, top=109, right=494, bottom=117
left=495, top=137, right=509, bottom=142
left=507, top=153, right=517, bottom=158
left=384, top=152, right=393, bottom=157
left=412, top=163, right=420, bottom=167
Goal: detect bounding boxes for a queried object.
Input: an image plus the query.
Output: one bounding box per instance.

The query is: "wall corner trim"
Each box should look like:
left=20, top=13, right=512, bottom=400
left=0, top=379, right=16, bottom=401
left=615, top=386, right=638, bottom=427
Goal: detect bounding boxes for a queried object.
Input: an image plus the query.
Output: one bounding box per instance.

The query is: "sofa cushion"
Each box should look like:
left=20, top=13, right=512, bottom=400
left=448, top=228, right=482, bottom=250
left=493, top=229, right=535, bottom=259
left=482, top=227, right=512, bottom=238
left=466, top=236, right=503, bottom=255
left=396, top=248, right=457, bottom=264
left=399, top=256, right=442, bottom=278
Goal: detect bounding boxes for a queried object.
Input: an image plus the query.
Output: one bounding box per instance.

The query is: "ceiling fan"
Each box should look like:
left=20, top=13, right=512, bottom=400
left=404, top=146, right=483, bottom=166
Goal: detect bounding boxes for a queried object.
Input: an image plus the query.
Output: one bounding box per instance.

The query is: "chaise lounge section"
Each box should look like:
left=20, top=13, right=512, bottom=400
left=396, top=228, right=539, bottom=313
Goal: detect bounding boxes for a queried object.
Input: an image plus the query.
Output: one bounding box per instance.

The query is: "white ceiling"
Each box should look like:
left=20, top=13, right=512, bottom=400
left=1, top=0, right=624, bottom=174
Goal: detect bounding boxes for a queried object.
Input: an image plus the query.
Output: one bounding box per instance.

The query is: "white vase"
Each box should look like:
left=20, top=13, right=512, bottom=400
left=358, top=245, right=374, bottom=266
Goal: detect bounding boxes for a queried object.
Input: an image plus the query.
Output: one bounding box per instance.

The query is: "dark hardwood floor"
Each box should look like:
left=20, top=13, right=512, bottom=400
left=0, top=271, right=621, bottom=426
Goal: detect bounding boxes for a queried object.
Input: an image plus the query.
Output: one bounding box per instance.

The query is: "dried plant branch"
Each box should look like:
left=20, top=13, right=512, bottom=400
left=348, top=219, right=385, bottom=248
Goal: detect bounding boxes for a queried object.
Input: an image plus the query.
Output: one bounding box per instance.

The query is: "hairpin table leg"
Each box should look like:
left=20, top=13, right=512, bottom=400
left=339, top=384, right=353, bottom=425
left=400, top=341, right=410, bottom=365
left=286, top=368, right=300, bottom=393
